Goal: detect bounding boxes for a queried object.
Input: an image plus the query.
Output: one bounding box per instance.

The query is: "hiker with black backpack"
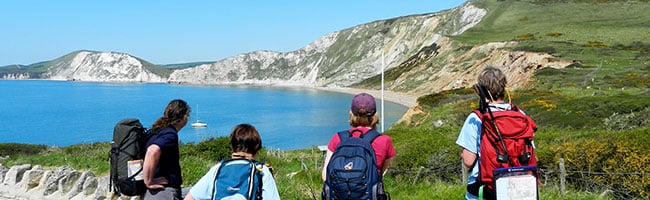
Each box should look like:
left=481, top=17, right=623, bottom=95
left=456, top=66, right=539, bottom=200
left=143, top=99, right=191, bottom=200
left=185, top=123, right=280, bottom=200
left=321, top=92, right=395, bottom=200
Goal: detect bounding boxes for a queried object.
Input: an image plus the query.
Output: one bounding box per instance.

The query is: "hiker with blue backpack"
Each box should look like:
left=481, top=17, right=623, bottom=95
left=321, top=92, right=395, bottom=200
left=184, top=123, right=280, bottom=200
left=456, top=66, right=539, bottom=200
left=142, top=99, right=192, bottom=200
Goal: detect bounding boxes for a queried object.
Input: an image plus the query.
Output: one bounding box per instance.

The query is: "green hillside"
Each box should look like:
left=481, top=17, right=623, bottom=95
left=1, top=0, right=648, bottom=199
left=458, top=0, right=650, bottom=68
left=385, top=0, right=649, bottom=199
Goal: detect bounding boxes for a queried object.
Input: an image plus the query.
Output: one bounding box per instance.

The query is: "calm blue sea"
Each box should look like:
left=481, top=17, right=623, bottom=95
left=0, top=80, right=408, bottom=150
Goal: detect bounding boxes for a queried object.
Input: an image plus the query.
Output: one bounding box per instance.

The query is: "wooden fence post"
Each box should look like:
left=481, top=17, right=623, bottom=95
left=413, top=166, right=424, bottom=185
left=313, top=147, right=318, bottom=170
left=559, top=158, right=566, bottom=196
left=461, top=160, right=468, bottom=184
left=301, top=155, right=308, bottom=170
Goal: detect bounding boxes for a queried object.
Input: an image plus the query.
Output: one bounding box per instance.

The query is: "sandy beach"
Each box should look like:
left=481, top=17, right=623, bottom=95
left=316, top=87, right=418, bottom=108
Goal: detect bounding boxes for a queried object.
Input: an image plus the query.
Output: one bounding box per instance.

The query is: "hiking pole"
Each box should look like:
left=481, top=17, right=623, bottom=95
left=477, top=84, right=512, bottom=166
left=486, top=105, right=513, bottom=166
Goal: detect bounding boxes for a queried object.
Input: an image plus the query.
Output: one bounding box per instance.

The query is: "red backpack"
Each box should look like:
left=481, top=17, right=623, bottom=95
left=473, top=105, right=538, bottom=193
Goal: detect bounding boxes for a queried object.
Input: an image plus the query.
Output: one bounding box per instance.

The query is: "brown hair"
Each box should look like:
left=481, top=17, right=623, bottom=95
left=477, top=66, right=507, bottom=101
left=230, top=124, right=262, bottom=156
left=150, top=99, right=191, bottom=133
left=349, top=111, right=379, bottom=129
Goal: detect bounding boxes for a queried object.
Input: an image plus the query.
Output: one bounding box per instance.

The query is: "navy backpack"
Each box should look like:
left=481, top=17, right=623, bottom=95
left=322, top=129, right=389, bottom=200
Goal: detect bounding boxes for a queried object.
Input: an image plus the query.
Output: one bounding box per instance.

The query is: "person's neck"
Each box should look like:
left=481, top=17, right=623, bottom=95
left=232, top=152, right=255, bottom=160
left=487, top=99, right=505, bottom=104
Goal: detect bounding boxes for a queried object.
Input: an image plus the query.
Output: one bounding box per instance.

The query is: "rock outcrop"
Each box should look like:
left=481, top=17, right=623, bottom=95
left=0, top=164, right=133, bottom=200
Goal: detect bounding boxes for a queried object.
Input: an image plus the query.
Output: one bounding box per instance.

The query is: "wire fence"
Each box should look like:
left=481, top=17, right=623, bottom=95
left=382, top=158, right=649, bottom=200
left=294, top=147, right=649, bottom=199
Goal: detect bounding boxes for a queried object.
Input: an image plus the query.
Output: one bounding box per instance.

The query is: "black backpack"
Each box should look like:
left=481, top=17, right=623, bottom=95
left=322, top=129, right=389, bottom=200
left=109, top=118, right=150, bottom=196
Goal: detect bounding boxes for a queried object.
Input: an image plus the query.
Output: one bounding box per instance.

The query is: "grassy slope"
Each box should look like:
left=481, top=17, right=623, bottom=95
left=1, top=0, right=649, bottom=199
left=457, top=0, right=650, bottom=46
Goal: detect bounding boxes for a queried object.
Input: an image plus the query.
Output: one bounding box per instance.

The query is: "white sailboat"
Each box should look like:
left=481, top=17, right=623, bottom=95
left=191, top=119, right=207, bottom=128
left=191, top=105, right=207, bottom=128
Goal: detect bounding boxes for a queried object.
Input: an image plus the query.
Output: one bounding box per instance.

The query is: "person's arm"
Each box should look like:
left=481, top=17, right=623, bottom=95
left=186, top=163, right=221, bottom=200
left=321, top=150, right=333, bottom=181
left=461, top=148, right=477, bottom=168
left=142, top=144, right=168, bottom=189
left=262, top=165, right=281, bottom=199
left=380, top=157, right=392, bottom=175
left=183, top=192, right=195, bottom=200
left=457, top=112, right=481, bottom=169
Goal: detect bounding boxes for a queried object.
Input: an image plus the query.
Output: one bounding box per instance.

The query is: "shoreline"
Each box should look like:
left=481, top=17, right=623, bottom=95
left=2, top=79, right=419, bottom=108
left=314, top=87, right=418, bottom=108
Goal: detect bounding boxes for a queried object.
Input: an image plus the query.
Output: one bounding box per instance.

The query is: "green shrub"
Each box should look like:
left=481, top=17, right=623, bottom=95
left=603, top=106, right=650, bottom=130
left=516, top=33, right=537, bottom=41
left=1, top=143, right=111, bottom=175
left=0, top=143, right=47, bottom=157
left=181, top=137, right=231, bottom=162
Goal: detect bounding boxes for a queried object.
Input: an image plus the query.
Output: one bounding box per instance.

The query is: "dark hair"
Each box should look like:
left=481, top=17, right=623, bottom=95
left=230, top=124, right=262, bottom=156
left=150, top=99, right=191, bottom=133
left=477, top=66, right=507, bottom=101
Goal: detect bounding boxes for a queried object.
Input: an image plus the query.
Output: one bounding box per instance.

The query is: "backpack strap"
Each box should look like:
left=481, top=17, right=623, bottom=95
left=211, top=159, right=230, bottom=200
left=336, top=130, right=352, bottom=142
left=254, top=161, right=264, bottom=200
left=483, top=105, right=514, bottom=166
left=361, top=129, right=381, bottom=144
left=337, top=129, right=381, bottom=144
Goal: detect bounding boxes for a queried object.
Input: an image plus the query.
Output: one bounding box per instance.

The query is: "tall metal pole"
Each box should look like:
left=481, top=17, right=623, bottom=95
left=381, top=51, right=385, bottom=133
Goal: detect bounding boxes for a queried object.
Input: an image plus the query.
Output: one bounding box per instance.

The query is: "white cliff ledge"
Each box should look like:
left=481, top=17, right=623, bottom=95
left=0, top=164, right=119, bottom=200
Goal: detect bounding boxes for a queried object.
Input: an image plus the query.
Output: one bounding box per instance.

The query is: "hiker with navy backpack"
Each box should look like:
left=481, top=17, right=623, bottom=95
left=185, top=123, right=280, bottom=200
left=456, top=67, right=539, bottom=200
left=143, top=99, right=191, bottom=200
left=321, top=92, right=395, bottom=200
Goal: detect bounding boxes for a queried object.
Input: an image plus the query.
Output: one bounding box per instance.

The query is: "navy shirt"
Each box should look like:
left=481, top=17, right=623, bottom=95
left=146, top=126, right=182, bottom=188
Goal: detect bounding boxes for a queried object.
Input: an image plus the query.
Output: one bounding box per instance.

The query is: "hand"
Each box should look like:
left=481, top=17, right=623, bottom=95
left=265, top=163, right=274, bottom=175
left=145, top=177, right=169, bottom=189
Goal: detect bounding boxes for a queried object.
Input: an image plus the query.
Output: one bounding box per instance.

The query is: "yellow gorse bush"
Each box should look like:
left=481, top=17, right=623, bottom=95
left=549, top=138, right=650, bottom=197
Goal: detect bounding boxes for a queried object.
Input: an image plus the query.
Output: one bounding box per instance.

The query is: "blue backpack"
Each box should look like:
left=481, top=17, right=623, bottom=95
left=322, top=129, right=389, bottom=200
left=212, top=159, right=264, bottom=200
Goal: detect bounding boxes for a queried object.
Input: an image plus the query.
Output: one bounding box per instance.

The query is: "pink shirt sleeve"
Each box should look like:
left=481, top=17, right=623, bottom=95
left=327, top=133, right=341, bottom=152
left=372, top=135, right=395, bottom=169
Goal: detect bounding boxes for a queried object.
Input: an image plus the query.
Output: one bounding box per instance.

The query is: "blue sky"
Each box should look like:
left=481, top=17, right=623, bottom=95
left=0, top=1, right=466, bottom=66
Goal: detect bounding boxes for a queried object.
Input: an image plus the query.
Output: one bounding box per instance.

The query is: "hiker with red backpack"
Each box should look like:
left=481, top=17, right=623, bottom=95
left=456, top=67, right=539, bottom=200
left=321, top=92, right=395, bottom=200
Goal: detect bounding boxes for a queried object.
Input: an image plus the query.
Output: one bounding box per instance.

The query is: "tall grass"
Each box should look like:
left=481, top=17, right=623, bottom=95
left=1, top=0, right=648, bottom=199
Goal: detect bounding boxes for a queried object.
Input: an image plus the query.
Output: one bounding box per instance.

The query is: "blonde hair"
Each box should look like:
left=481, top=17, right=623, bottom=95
left=349, top=111, right=379, bottom=129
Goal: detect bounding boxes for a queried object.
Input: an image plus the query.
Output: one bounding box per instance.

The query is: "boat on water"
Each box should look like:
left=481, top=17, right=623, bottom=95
left=191, top=104, right=207, bottom=128
left=191, top=119, right=207, bottom=128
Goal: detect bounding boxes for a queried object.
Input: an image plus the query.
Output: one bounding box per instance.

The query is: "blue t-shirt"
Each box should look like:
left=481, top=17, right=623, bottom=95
left=188, top=160, right=281, bottom=200
left=146, top=126, right=182, bottom=188
left=455, top=103, right=512, bottom=200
